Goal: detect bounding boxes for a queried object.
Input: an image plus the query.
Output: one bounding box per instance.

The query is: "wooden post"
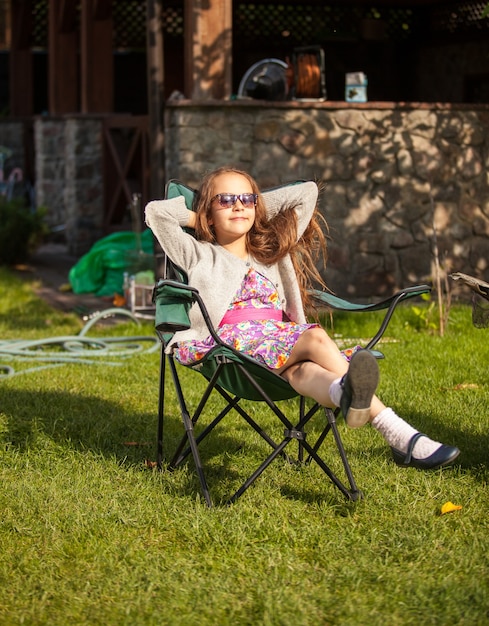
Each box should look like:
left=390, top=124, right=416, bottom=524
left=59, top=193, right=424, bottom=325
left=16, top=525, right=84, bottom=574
left=146, top=0, right=165, bottom=199
left=146, top=0, right=166, bottom=277
left=9, top=0, right=33, bottom=116
left=48, top=0, right=78, bottom=113
left=80, top=0, right=114, bottom=113
left=184, top=0, right=232, bottom=99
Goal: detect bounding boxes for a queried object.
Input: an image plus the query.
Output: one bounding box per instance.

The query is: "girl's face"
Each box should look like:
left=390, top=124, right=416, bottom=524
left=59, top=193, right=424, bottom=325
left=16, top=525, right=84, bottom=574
left=208, top=172, right=256, bottom=247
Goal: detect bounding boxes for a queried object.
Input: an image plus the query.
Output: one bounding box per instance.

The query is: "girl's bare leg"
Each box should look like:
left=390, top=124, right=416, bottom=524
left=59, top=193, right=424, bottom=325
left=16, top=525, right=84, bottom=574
left=278, top=327, right=348, bottom=375
left=276, top=327, right=460, bottom=469
left=277, top=327, right=386, bottom=417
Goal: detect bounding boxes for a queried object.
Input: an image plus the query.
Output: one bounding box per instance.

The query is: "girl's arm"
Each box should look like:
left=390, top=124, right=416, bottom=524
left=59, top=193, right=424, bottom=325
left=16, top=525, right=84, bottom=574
left=261, top=181, right=318, bottom=238
left=145, top=196, right=202, bottom=270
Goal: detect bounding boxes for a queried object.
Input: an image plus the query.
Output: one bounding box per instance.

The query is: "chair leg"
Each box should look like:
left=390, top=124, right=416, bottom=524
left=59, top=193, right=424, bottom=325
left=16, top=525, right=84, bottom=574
left=156, top=346, right=166, bottom=469
left=227, top=437, right=292, bottom=504
left=167, top=355, right=213, bottom=506
left=227, top=403, right=362, bottom=504
left=158, top=353, right=362, bottom=505
left=181, top=409, right=213, bottom=507
left=168, top=363, right=234, bottom=467
left=322, top=407, right=363, bottom=501
left=214, top=385, right=291, bottom=462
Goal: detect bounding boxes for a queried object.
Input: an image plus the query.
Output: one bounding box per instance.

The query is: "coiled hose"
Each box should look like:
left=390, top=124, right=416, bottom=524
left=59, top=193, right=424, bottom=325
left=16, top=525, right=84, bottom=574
left=0, top=308, right=160, bottom=379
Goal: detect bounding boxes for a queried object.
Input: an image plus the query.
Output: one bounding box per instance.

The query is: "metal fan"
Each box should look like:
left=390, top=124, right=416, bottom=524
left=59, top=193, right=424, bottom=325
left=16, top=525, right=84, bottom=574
left=237, top=59, right=288, bottom=101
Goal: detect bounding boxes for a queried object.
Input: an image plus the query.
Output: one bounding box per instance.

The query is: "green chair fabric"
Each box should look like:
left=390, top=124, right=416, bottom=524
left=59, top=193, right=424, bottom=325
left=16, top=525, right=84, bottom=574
left=165, top=180, right=196, bottom=209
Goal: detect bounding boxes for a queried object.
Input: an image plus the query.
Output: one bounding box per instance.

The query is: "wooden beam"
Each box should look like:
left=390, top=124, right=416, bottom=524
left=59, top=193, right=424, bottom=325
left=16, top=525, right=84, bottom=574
left=146, top=0, right=165, bottom=198
left=184, top=0, right=232, bottom=99
left=80, top=0, right=113, bottom=113
left=57, top=0, right=77, bottom=33
left=9, top=0, right=33, bottom=116
left=91, top=0, right=112, bottom=21
left=11, top=0, right=32, bottom=48
left=48, top=0, right=78, bottom=113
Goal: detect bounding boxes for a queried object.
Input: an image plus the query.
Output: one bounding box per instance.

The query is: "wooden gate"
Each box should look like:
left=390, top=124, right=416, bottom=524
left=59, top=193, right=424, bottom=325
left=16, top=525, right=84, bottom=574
left=102, top=115, right=150, bottom=231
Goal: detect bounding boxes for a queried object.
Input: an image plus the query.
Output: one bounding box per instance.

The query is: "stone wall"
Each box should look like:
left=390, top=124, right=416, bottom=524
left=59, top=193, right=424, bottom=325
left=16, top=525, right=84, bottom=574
left=34, top=119, right=66, bottom=228
left=2, top=101, right=489, bottom=299
left=165, top=101, right=489, bottom=298
left=34, top=117, right=104, bottom=255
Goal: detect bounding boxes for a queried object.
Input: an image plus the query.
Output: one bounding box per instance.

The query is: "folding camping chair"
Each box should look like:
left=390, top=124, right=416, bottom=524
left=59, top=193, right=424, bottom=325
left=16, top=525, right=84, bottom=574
left=152, top=180, right=431, bottom=507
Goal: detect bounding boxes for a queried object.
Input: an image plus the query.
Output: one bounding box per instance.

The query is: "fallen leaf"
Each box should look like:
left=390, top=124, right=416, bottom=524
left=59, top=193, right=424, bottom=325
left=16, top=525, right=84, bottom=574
left=441, top=501, right=462, bottom=515
left=453, top=383, right=480, bottom=390
left=113, top=294, right=126, bottom=306
left=440, top=383, right=480, bottom=391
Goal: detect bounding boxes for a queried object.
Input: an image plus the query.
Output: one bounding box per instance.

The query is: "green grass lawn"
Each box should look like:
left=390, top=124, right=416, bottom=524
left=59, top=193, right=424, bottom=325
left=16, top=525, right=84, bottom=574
left=1, top=267, right=488, bottom=626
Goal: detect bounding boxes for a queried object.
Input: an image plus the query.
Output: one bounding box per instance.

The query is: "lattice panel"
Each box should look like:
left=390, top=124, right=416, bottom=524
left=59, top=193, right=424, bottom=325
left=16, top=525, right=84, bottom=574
left=234, top=3, right=419, bottom=44
left=30, top=0, right=183, bottom=52
left=32, top=0, right=49, bottom=49
left=362, top=6, right=417, bottom=39
left=235, top=4, right=356, bottom=45
left=22, top=1, right=489, bottom=52
left=113, top=1, right=147, bottom=49
left=112, top=1, right=184, bottom=48
left=430, top=1, right=489, bottom=34
left=108, top=1, right=184, bottom=49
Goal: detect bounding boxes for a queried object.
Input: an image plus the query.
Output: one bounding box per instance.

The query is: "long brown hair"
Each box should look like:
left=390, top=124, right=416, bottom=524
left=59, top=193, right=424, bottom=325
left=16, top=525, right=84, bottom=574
left=193, top=166, right=328, bottom=312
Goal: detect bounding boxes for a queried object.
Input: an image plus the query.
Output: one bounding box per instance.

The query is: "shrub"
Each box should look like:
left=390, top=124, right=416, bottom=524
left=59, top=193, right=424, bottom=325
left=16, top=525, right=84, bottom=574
left=0, top=196, right=46, bottom=265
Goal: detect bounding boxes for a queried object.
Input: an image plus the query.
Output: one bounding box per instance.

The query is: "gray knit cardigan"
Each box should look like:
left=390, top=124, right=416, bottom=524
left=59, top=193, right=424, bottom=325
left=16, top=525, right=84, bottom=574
left=144, top=180, right=319, bottom=349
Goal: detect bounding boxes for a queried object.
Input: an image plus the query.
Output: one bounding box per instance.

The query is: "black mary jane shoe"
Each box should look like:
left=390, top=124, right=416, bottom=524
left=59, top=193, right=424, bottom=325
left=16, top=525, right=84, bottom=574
left=391, top=432, right=460, bottom=470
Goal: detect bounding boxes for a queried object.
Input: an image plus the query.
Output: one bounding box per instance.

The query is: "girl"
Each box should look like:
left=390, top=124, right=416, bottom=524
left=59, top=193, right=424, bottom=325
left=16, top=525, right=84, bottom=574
left=145, top=166, right=459, bottom=470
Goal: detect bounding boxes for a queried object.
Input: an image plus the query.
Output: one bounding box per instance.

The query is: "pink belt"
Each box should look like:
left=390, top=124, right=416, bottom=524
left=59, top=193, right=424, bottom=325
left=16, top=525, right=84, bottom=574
left=219, top=308, right=283, bottom=326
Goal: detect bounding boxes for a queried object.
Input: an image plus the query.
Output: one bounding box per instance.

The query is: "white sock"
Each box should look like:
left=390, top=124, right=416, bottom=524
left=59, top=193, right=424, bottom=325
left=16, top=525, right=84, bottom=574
left=328, top=377, right=343, bottom=407
left=371, top=407, right=442, bottom=459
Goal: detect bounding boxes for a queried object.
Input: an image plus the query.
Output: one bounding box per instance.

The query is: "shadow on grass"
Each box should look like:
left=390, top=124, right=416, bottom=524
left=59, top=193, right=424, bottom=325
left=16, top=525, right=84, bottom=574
left=158, top=407, right=378, bottom=507
left=2, top=388, right=350, bottom=505
left=0, top=300, right=75, bottom=332
left=1, top=390, right=352, bottom=505
left=1, top=388, right=158, bottom=462
left=2, top=387, right=485, bottom=507
left=2, top=386, right=359, bottom=506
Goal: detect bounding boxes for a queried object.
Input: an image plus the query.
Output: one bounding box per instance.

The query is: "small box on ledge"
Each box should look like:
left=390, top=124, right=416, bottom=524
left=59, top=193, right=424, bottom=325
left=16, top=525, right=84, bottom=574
left=345, top=72, right=368, bottom=103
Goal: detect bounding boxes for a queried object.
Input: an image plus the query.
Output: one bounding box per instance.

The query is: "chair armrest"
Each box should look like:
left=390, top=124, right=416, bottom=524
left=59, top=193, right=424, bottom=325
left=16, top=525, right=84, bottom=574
left=153, top=279, right=224, bottom=345
left=155, top=278, right=431, bottom=353
left=311, top=284, right=431, bottom=312
left=153, top=279, right=197, bottom=333
left=311, top=284, right=431, bottom=350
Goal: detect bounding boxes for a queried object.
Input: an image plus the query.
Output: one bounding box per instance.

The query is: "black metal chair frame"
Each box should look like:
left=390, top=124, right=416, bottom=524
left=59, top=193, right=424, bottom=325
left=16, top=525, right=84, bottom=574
left=154, top=272, right=431, bottom=508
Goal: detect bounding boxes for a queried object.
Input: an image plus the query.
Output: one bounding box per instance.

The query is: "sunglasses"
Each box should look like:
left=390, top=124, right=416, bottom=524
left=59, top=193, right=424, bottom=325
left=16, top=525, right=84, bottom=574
left=211, top=193, right=258, bottom=209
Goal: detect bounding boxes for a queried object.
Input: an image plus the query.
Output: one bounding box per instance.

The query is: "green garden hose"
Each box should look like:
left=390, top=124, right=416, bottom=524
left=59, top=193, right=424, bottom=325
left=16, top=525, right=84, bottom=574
left=0, top=308, right=160, bottom=379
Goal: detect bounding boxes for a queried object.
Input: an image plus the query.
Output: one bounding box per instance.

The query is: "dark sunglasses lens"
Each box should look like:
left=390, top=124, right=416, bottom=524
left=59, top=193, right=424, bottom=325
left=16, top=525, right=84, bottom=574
left=215, top=193, right=257, bottom=208
left=240, top=194, right=257, bottom=207
left=218, top=194, right=236, bottom=207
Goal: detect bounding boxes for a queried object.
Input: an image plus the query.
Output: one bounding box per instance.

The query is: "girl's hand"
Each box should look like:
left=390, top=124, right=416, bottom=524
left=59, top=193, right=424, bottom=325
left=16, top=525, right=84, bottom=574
left=186, top=210, right=197, bottom=229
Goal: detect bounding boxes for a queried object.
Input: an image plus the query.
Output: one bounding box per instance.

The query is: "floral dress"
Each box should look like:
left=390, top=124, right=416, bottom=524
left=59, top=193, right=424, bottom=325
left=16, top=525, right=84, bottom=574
left=173, top=268, right=319, bottom=369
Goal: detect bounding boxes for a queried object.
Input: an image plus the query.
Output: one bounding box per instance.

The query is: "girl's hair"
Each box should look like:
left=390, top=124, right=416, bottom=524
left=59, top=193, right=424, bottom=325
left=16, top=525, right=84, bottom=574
left=193, top=166, right=328, bottom=313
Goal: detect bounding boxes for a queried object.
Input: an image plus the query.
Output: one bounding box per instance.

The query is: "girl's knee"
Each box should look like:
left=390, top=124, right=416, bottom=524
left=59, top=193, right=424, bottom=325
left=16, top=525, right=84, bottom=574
left=304, top=327, right=336, bottom=352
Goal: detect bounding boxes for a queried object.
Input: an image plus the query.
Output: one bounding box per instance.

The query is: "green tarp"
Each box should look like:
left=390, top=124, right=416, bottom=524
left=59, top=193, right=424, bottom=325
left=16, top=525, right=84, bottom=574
left=69, top=230, right=154, bottom=296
